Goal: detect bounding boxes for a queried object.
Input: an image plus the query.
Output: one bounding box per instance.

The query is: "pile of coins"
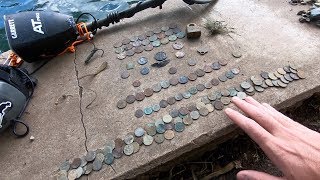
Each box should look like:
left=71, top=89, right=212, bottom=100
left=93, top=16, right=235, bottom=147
left=114, top=24, right=186, bottom=60
left=57, top=64, right=305, bottom=180
left=116, top=60, right=230, bottom=110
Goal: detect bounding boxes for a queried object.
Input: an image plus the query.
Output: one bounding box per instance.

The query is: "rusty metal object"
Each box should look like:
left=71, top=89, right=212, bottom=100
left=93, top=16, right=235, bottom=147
left=186, top=23, right=201, bottom=38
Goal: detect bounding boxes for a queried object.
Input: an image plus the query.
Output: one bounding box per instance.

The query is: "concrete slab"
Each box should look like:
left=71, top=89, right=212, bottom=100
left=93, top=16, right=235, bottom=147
left=0, top=0, right=319, bottom=179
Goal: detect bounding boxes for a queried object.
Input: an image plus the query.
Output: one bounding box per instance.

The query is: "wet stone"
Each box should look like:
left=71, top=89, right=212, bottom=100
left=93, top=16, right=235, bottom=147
left=135, top=109, right=144, bottom=118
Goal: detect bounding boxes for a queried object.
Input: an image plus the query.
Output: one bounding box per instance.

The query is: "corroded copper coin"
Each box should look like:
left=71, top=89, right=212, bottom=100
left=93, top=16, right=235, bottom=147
left=117, top=100, right=127, bottom=109
left=195, top=69, right=205, bottom=77
left=126, top=95, right=136, bottom=104
left=71, top=158, right=81, bottom=169
left=297, top=70, right=306, bottom=79
left=169, top=77, right=179, bottom=86
left=167, top=97, right=176, bottom=105
left=112, top=147, right=124, bottom=159
left=179, top=107, right=189, bottom=116
left=213, top=101, right=224, bottom=110
left=159, top=100, right=169, bottom=108
left=196, top=84, right=205, bottom=91
left=132, top=80, right=141, bottom=87
left=211, top=78, right=220, bottom=86
left=144, top=88, right=154, bottom=97
left=135, top=92, right=145, bottom=101
left=188, top=73, right=198, bottom=81
left=168, top=67, right=177, bottom=74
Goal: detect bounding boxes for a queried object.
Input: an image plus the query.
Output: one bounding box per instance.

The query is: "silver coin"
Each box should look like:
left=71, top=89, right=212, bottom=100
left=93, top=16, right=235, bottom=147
left=59, top=161, right=70, bottom=171
left=237, top=92, right=246, bottom=100
left=143, top=134, right=154, bottom=146
left=124, top=134, right=134, bottom=145
left=152, top=104, right=161, bottom=112
left=163, top=114, right=173, bottom=123
left=190, top=111, right=200, bottom=120
left=134, top=127, right=145, bottom=137
left=104, top=153, right=114, bottom=165
left=154, top=134, right=165, bottom=144
left=172, top=42, right=184, bottom=50
left=124, top=144, right=134, bottom=156
left=152, top=83, right=162, bottom=92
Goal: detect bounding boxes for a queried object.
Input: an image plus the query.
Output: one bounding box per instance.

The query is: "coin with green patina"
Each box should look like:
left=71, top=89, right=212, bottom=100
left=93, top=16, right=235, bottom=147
left=104, top=153, right=114, bottom=165
left=154, top=134, right=165, bottom=144
left=156, top=124, right=166, bottom=134
left=152, top=104, right=161, bottom=112
left=160, top=80, right=170, bottom=88
left=145, top=123, right=157, bottom=136
left=182, top=91, right=191, bottom=99
left=175, top=122, right=185, bottom=132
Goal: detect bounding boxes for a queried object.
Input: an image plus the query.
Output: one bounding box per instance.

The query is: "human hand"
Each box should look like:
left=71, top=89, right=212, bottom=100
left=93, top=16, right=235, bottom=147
left=224, top=96, right=320, bottom=180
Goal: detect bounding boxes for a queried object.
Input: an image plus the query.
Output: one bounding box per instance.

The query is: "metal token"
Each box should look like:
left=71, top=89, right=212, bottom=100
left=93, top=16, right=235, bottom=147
left=132, top=41, right=142, bottom=47
left=195, top=69, right=205, bottom=77
left=228, top=88, right=238, bottom=97
left=146, top=30, right=154, bottom=37
left=183, top=115, right=193, bottom=125
left=246, top=86, right=255, bottom=93
left=260, top=71, right=269, bottom=79
left=152, top=104, right=161, bottom=112
left=164, top=130, right=175, bottom=140
left=272, top=80, right=279, bottom=87
left=144, top=88, right=154, bottom=97
left=290, top=73, right=299, bottom=80
left=117, top=100, right=127, bottom=109
left=92, top=159, right=103, bottom=171
left=168, top=35, right=178, bottom=41
left=135, top=109, right=144, bottom=118
left=104, top=153, right=114, bottom=165
left=210, top=78, right=219, bottom=86
left=206, top=104, right=214, bottom=112
left=218, top=75, right=228, bottom=82
left=277, top=68, right=286, bottom=75
left=182, top=91, right=192, bottom=99
left=132, top=142, right=140, bottom=153
left=188, top=59, right=197, bottom=66
left=199, top=107, right=209, bottom=116
left=196, top=84, right=206, bottom=91
left=170, top=109, right=180, bottom=118
left=265, top=79, right=274, bottom=87
left=144, top=107, right=153, bottom=115
left=152, top=40, right=161, bottom=47
left=219, top=60, right=228, bottom=66
left=122, top=38, right=131, bottom=45
left=280, top=76, right=289, bottom=84
left=231, top=68, right=240, bottom=75
left=161, top=38, right=170, bottom=45
left=168, top=67, right=177, bottom=74
left=254, top=86, right=265, bottom=92
left=268, top=73, right=278, bottom=80
left=124, top=134, right=134, bottom=145
left=172, top=42, right=184, bottom=50
left=130, top=36, right=139, bottom=42
left=274, top=71, right=283, bottom=79
left=179, top=107, right=189, bottom=116
left=126, top=50, right=135, bottom=57
left=138, top=57, right=148, bottom=65
left=221, top=90, right=230, bottom=97
left=143, top=134, right=154, bottom=146
left=169, top=77, right=179, bottom=86
left=261, top=80, right=269, bottom=88
left=284, top=74, right=293, bottom=82
left=237, top=92, right=247, bottom=100
left=225, top=71, right=235, bottom=79
left=187, top=103, right=198, bottom=112
left=126, top=63, right=135, bottom=70
left=141, top=39, right=150, bottom=46
left=167, top=97, right=176, bottom=105
left=197, top=46, right=209, bottom=55
left=159, top=100, right=169, bottom=108
left=152, top=83, right=162, bottom=92
left=174, top=122, right=185, bottom=132
left=221, top=97, right=231, bottom=105
left=124, top=144, right=134, bottom=156
left=160, top=80, right=170, bottom=88
left=157, top=32, right=166, bottom=39
left=174, top=117, right=183, bottom=123
left=207, top=93, right=217, bottom=101
left=201, top=96, right=211, bottom=104
left=71, top=158, right=81, bottom=169
left=138, top=34, right=147, bottom=41
left=144, top=44, right=154, bottom=51
left=176, top=32, right=186, bottom=39
left=179, top=76, right=189, bottom=84
left=117, top=53, right=126, bottom=60
left=135, top=92, right=145, bottom=101
left=190, top=111, right=200, bottom=120
left=140, top=67, right=150, bottom=75
left=60, top=161, right=70, bottom=171
left=149, top=34, right=158, bottom=42
left=112, top=147, right=124, bottom=159
left=154, top=134, right=165, bottom=144
left=175, top=93, right=183, bottom=101
left=297, top=70, right=306, bottom=79
left=120, top=71, right=130, bottom=79
left=154, top=52, right=167, bottom=61
left=277, top=80, right=288, bottom=88
left=204, top=82, right=213, bottom=89
left=240, top=81, right=251, bottom=89
left=68, top=169, right=77, bottom=180
left=232, top=50, right=242, bottom=58
left=113, top=42, right=122, bottom=48
left=213, top=101, right=224, bottom=110
left=175, top=51, right=185, bottom=59
left=134, top=127, right=145, bottom=137
left=202, top=65, right=212, bottom=73
left=165, top=29, right=174, bottom=36
left=187, top=73, right=197, bottom=81
left=189, top=87, right=198, bottom=95
left=211, top=62, right=221, bottom=70
left=115, top=47, right=125, bottom=54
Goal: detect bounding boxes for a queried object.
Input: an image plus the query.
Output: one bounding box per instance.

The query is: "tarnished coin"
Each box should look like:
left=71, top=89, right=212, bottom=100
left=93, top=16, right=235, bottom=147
left=187, top=103, right=198, bottom=112
left=169, top=23, right=178, bottom=29
left=195, top=69, right=205, bottom=77
left=104, top=153, right=114, bottom=165
left=155, top=119, right=165, bottom=126
left=190, top=111, right=200, bottom=120
left=179, top=107, right=189, bottom=116
left=261, top=80, right=269, bottom=88
left=68, top=169, right=77, bottom=180
left=167, top=97, right=176, bottom=105
left=219, top=60, right=228, bottom=66
left=297, top=70, right=306, bottom=79
left=231, top=68, right=240, bottom=75
left=132, top=142, right=140, bottom=153
left=246, top=86, right=255, bottom=93
left=71, top=158, right=81, bottom=169
left=169, top=77, right=179, bottom=86
left=152, top=83, right=162, bottom=92
left=260, top=71, right=269, bottom=79
left=143, top=135, right=154, bottom=146
left=237, top=92, right=247, bottom=100
left=112, top=147, right=124, bottom=159
left=283, top=66, right=291, bottom=73
left=206, top=104, right=214, bottom=112
left=168, top=67, right=177, bottom=74
left=124, top=144, right=134, bottom=156
left=113, top=42, right=123, bottom=48
left=60, top=161, right=70, bottom=171
left=145, top=123, right=157, bottom=136
left=163, top=114, right=173, bottom=123
left=179, top=76, right=189, bottom=84
left=138, top=34, right=147, bottom=41
left=121, top=71, right=130, bottom=79
left=175, top=51, right=185, bottom=58
left=144, top=44, right=154, bottom=51
left=92, top=159, right=103, bottom=171
left=218, top=75, right=228, bottom=82
left=117, top=100, right=127, bottom=109
left=141, top=39, right=150, bottom=46
left=135, top=92, right=145, bottom=101
left=188, top=59, right=197, bottom=66
left=204, top=65, right=213, bottom=73
left=175, top=93, right=183, bottom=101
left=213, top=101, right=224, bottom=110
left=130, top=36, right=139, bottom=42
left=183, top=115, right=193, bottom=125
left=140, top=67, right=150, bottom=75
left=85, top=151, right=96, bottom=162
left=197, top=46, right=209, bottom=55
left=161, top=38, right=170, bottom=45
left=225, top=71, right=235, bottom=79
left=196, top=84, right=206, bottom=91
left=268, top=73, right=278, bottom=80
left=272, top=80, right=279, bottom=87
left=174, top=122, right=185, bottom=132
left=240, top=81, right=251, bottom=89
left=154, top=51, right=167, bottom=61
left=161, top=26, right=170, bottom=31
left=144, top=88, right=154, bottom=97
left=151, top=40, right=161, bottom=47
left=154, top=134, right=165, bottom=144
left=205, top=82, right=213, bottom=89
left=115, top=47, right=125, bottom=54
left=126, top=63, right=135, bottom=70
left=165, top=29, right=174, bottom=36
left=126, top=50, right=135, bottom=57
left=122, top=38, right=131, bottom=45
left=212, top=62, right=221, bottom=70
left=201, top=96, right=211, bottom=104
left=117, top=53, right=126, bottom=60
left=199, top=107, right=209, bottom=116
left=280, top=76, right=289, bottom=84
left=159, top=100, right=169, bottom=108
left=165, top=123, right=174, bottom=130
left=221, top=90, right=230, bottom=97
left=132, top=41, right=142, bottom=47
left=189, top=87, right=198, bottom=95
left=84, top=164, right=93, bottom=175
left=221, top=97, right=231, bottom=105
left=173, top=27, right=182, bottom=33
left=290, top=73, right=299, bottom=80
left=170, top=109, right=180, bottom=118
left=135, top=109, right=144, bottom=118
left=284, top=74, right=293, bottom=82
left=265, top=79, right=274, bottom=87
left=124, top=134, right=134, bottom=145
left=182, top=91, right=192, bottom=99
left=210, top=78, right=219, bottom=86
left=277, top=68, right=286, bottom=75
left=134, top=127, right=145, bottom=137
left=160, top=80, right=170, bottom=88
left=164, top=130, right=175, bottom=140
left=135, top=137, right=143, bottom=146
left=188, top=73, right=198, bottom=81
left=157, top=32, right=166, bottom=39
left=138, top=57, right=148, bottom=65
left=174, top=117, right=183, bottom=123
left=254, top=86, right=264, bottom=92
left=146, top=31, right=154, bottom=37
left=154, top=27, right=162, bottom=34
left=149, top=34, right=158, bottom=42
left=274, top=71, right=283, bottom=79
left=152, top=104, right=161, bottom=112
left=115, top=138, right=124, bottom=148
left=232, top=50, right=242, bottom=58
left=168, top=34, right=178, bottom=41
left=196, top=102, right=206, bottom=110
left=277, top=80, right=288, bottom=88
left=172, top=42, right=184, bottom=50
left=156, top=124, right=166, bottom=134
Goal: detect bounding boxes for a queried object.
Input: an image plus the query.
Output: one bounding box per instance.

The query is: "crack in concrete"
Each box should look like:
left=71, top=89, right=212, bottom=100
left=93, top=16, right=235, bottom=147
left=73, top=53, right=89, bottom=152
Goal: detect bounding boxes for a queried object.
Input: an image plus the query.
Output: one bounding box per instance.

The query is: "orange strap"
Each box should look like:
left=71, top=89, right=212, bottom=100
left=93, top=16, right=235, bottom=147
left=8, top=52, right=23, bottom=67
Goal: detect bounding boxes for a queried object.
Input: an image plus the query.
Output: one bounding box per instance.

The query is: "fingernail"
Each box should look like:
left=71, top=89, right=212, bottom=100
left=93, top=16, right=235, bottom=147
left=224, top=108, right=232, bottom=114
left=231, top=96, right=239, bottom=102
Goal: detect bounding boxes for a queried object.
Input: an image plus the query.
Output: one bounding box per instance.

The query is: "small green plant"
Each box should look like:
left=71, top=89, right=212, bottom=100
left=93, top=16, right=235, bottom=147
left=203, top=18, right=235, bottom=35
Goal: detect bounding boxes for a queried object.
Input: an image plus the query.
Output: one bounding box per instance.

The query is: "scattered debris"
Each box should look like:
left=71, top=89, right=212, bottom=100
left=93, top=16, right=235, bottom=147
left=55, top=94, right=73, bottom=105
left=79, top=61, right=109, bottom=79
left=202, top=18, right=235, bottom=36
left=30, top=136, right=35, bottom=141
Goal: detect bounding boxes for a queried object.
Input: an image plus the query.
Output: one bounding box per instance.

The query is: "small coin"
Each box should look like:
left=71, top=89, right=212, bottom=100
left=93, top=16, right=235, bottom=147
left=134, top=127, right=145, bottom=137
left=161, top=38, right=170, bottom=45
left=167, top=97, right=176, bottom=105
left=60, top=161, right=70, bottom=171
left=277, top=68, right=286, bottom=75
left=140, top=67, right=150, bottom=75
left=164, top=130, right=175, bottom=140
left=182, top=91, right=192, bottom=99
left=152, top=83, right=162, bottom=92
left=115, top=138, right=124, bottom=148
left=183, top=115, right=193, bottom=125
left=146, top=31, right=154, bottom=37
left=124, top=144, right=134, bottom=156
left=126, top=63, right=135, bottom=70
left=71, top=158, right=81, bottom=169
left=237, top=92, right=247, bottom=100
left=196, top=84, right=206, bottom=91
left=138, top=57, right=148, bottom=65
left=130, top=36, right=139, bottom=42
left=125, top=50, right=135, bottom=57
left=134, top=46, right=144, bottom=54
left=290, top=73, right=299, bottom=80
left=144, top=44, right=154, bottom=51
left=207, top=93, right=217, bottom=101
left=190, top=111, right=200, bottom=120
left=212, top=62, right=221, bottom=70
left=218, top=75, right=228, bottom=82
left=159, top=100, right=169, bottom=108
left=283, top=66, right=291, bottom=73
left=229, top=88, right=238, bottom=97
left=206, top=104, right=214, bottom=112
left=174, top=117, right=183, bottom=123
left=152, top=40, right=161, bottom=47
left=169, top=77, right=179, bottom=86
left=144, top=88, right=154, bottom=97
left=197, top=46, right=209, bottom=55
left=84, top=164, right=93, bottom=175
left=179, top=76, right=189, bottom=84
left=261, top=80, right=269, bottom=88
left=284, top=74, right=293, bottom=82
left=231, top=68, right=240, bottom=75
left=254, top=86, right=265, bottom=92
left=152, top=104, right=161, bottom=112
left=143, top=135, right=154, bottom=146
left=199, top=107, right=209, bottom=116
left=157, top=32, right=166, bottom=39
left=173, top=27, right=182, bottom=34
left=175, top=51, right=185, bottom=58
left=104, top=153, right=114, bottom=165
left=221, top=90, right=230, bottom=97
left=138, top=34, right=147, bottom=41
left=174, top=122, right=185, bottom=132
left=149, top=34, right=158, bottom=42
left=115, top=47, right=125, bottom=54
left=260, top=71, right=269, bottom=79
left=204, top=82, right=213, bottom=89
left=155, top=119, right=165, bottom=126
left=274, top=71, right=283, bottom=78
left=170, top=109, right=180, bottom=118
left=280, top=76, right=289, bottom=84
left=132, top=41, right=142, bottom=47
left=188, top=59, right=197, bottom=66
left=135, top=137, right=143, bottom=146
left=232, top=50, right=242, bottom=58
left=297, top=70, right=306, bottom=79
left=135, top=92, right=145, bottom=101
left=161, top=26, right=170, bottom=31
left=175, top=93, right=183, bottom=101
left=126, top=95, right=136, bottom=104
left=156, top=124, right=166, bottom=134
left=169, top=23, right=178, bottom=29
left=160, top=80, right=170, bottom=88
left=168, top=67, right=177, bottom=74
left=179, top=107, right=189, bottom=116
left=117, top=100, right=127, bottom=109
left=272, top=80, right=279, bottom=87
left=246, top=86, right=255, bottom=93
left=92, top=159, right=103, bottom=171
left=165, top=29, right=174, bottom=36
left=240, top=81, right=251, bottom=89
left=135, top=109, right=144, bottom=118
left=121, top=71, right=130, bottom=79
left=201, top=96, right=211, bottom=104
left=155, top=51, right=167, bottom=61
left=221, top=97, right=231, bottom=105
left=188, top=73, right=198, bottom=81
left=289, top=63, right=297, bottom=70
left=210, top=78, right=219, bottom=86
left=124, top=134, right=134, bottom=145
left=176, top=31, right=186, bottom=39
left=141, top=39, right=150, bottom=46
left=122, top=38, right=131, bottom=45
left=113, top=42, right=122, bottom=48
left=268, top=73, right=278, bottom=80
left=169, top=35, right=178, bottom=41
left=277, top=80, right=288, bottom=88
left=195, top=69, right=205, bottom=77
left=225, top=71, right=235, bottom=79
left=144, top=107, right=153, bottom=115
left=188, top=87, right=198, bottom=95
left=204, top=65, right=213, bottom=73
left=172, top=42, right=184, bottom=50
left=187, top=103, right=198, bottom=112
left=117, top=53, right=126, bottom=60
left=112, top=147, right=124, bottom=159
left=213, top=101, right=224, bottom=110
left=218, top=60, right=228, bottom=66
left=265, top=79, right=274, bottom=87
left=154, top=134, right=165, bottom=144
left=68, top=169, right=77, bottom=180
left=132, top=142, right=140, bottom=153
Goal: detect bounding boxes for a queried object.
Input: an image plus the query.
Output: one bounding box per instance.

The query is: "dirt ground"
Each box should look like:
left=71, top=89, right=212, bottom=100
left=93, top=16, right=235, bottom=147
left=137, top=93, right=320, bottom=180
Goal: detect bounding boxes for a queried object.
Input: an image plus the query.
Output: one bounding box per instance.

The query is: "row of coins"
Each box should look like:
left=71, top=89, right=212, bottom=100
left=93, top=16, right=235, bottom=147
left=134, top=67, right=240, bottom=118
left=114, top=25, right=186, bottom=60
left=57, top=65, right=305, bottom=180
left=116, top=60, right=230, bottom=109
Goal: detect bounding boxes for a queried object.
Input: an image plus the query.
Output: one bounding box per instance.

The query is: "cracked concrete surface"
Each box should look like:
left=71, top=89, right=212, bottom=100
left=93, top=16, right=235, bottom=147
left=0, top=0, right=319, bottom=179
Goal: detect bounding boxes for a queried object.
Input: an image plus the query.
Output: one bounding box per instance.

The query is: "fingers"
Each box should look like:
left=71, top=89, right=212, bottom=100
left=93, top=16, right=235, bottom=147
left=261, top=103, right=294, bottom=126
left=231, top=97, right=280, bottom=134
left=237, top=170, right=284, bottom=180
left=225, top=108, right=274, bottom=147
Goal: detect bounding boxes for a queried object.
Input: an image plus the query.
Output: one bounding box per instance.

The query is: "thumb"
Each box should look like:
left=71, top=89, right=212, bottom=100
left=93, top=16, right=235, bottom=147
left=237, top=170, right=284, bottom=180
